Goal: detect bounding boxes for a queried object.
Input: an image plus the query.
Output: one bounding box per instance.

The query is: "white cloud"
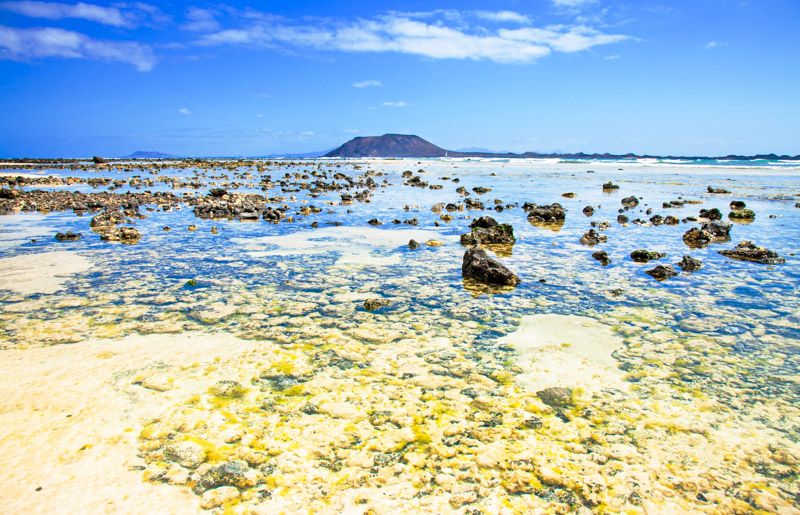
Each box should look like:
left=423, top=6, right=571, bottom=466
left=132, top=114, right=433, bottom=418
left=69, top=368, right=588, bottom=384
left=0, top=24, right=155, bottom=70
left=499, top=25, right=631, bottom=53
left=604, top=54, right=620, bottom=60
left=705, top=41, right=727, bottom=49
left=196, top=12, right=631, bottom=64
left=353, top=79, right=381, bottom=88
left=0, top=1, right=166, bottom=28
left=553, top=0, right=597, bottom=7
left=474, top=10, right=530, bottom=24
left=181, top=7, right=220, bottom=32
left=179, top=107, right=191, bottom=115
left=382, top=101, right=410, bottom=108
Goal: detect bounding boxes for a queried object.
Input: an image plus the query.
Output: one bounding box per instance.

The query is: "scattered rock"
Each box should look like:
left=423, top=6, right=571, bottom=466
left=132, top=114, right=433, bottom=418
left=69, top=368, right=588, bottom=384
left=193, top=461, right=258, bottom=494
left=408, top=239, right=419, bottom=249
left=55, top=231, right=81, bottom=241
left=621, top=196, right=639, bottom=208
left=645, top=264, right=678, bottom=281
left=630, top=249, right=666, bottom=263
left=462, top=248, right=519, bottom=287
left=708, top=186, right=731, bottom=194
left=460, top=216, right=515, bottom=246
left=363, top=298, right=390, bottom=311
left=580, top=229, right=607, bottom=246
left=99, top=227, right=141, bottom=243
left=602, top=182, right=619, bottom=191
left=719, top=241, right=785, bottom=265
left=676, top=255, right=702, bottom=272
left=163, top=442, right=207, bottom=469
left=582, top=205, right=594, bottom=216
left=592, top=250, right=610, bottom=266
left=524, top=203, right=566, bottom=223
left=729, top=208, right=755, bottom=221
left=536, top=387, right=573, bottom=408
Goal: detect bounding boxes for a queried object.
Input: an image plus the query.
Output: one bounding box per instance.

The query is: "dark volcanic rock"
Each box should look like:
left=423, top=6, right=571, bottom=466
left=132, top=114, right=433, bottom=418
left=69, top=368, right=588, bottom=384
left=676, top=255, right=702, bottom=272
left=729, top=208, right=755, bottom=221
left=524, top=203, right=566, bottom=223
left=699, top=208, right=722, bottom=220
left=729, top=200, right=746, bottom=210
left=707, top=186, right=731, bottom=194
left=621, top=196, right=639, bottom=208
left=462, top=248, right=519, bottom=286
left=582, top=205, right=594, bottom=216
left=719, top=241, right=785, bottom=265
left=460, top=216, right=516, bottom=246
left=645, top=264, right=678, bottom=281
left=602, top=182, right=619, bottom=191
left=99, top=226, right=141, bottom=243
left=408, top=239, right=419, bottom=249
left=55, top=231, right=81, bottom=241
left=630, top=249, right=666, bottom=263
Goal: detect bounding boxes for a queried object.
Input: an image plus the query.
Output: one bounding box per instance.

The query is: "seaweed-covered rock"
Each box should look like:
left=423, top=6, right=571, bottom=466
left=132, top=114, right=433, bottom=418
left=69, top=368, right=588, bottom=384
left=645, top=264, right=678, bottom=281
left=707, top=186, right=731, bottom=194
left=719, top=241, right=785, bottom=265
left=729, top=208, right=755, bottom=220
left=630, top=249, right=666, bottom=263
left=210, top=380, right=245, bottom=398
left=699, top=208, right=722, bottom=221
left=462, top=248, right=519, bottom=286
left=676, top=255, right=702, bottom=272
left=460, top=216, right=515, bottom=246
left=90, top=210, right=126, bottom=227
left=602, top=182, right=619, bottom=191
left=729, top=200, right=747, bottom=210
left=524, top=203, right=565, bottom=223
left=617, top=214, right=629, bottom=224
left=536, top=387, right=573, bottom=408
left=579, top=229, right=607, bottom=246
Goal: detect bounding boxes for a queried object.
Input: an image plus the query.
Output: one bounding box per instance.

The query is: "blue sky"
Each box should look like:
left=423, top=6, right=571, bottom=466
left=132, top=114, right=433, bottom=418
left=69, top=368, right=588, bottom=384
left=1, top=0, right=798, bottom=157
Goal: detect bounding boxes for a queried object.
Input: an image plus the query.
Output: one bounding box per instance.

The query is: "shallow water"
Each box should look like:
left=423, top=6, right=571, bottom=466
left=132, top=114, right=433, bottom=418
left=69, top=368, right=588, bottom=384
left=0, top=159, right=798, bottom=513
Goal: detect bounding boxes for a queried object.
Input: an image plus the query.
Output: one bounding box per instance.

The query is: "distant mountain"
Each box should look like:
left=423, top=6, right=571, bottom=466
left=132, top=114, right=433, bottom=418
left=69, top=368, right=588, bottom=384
left=123, top=151, right=176, bottom=159
left=260, top=149, right=332, bottom=159
left=323, top=134, right=800, bottom=161
left=325, top=134, right=448, bottom=158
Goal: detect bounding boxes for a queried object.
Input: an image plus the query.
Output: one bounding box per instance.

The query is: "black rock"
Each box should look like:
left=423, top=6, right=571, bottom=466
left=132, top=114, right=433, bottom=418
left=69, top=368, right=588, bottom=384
left=462, top=248, right=520, bottom=286
left=580, top=229, right=607, bottom=246
left=536, top=387, right=573, bottom=408
left=630, top=249, right=666, bottom=263
left=621, top=196, right=639, bottom=208
left=460, top=216, right=515, bottom=245
left=719, top=241, right=785, bottom=265
left=591, top=250, right=610, bottom=266
left=55, top=231, right=82, bottom=242
left=645, top=264, right=678, bottom=281
left=676, top=255, right=702, bottom=272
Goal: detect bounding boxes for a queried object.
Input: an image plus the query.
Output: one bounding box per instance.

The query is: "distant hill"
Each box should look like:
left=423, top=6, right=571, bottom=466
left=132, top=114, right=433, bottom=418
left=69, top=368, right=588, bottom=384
left=323, top=134, right=800, bottom=161
left=325, top=134, right=448, bottom=158
left=123, top=151, right=176, bottom=159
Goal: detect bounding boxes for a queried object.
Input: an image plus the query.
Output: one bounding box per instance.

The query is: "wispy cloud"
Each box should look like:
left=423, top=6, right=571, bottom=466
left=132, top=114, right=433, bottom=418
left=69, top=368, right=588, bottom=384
left=353, top=79, right=381, bottom=88
left=0, top=1, right=166, bottom=28
left=179, top=107, right=191, bottom=115
left=196, top=11, right=631, bottom=64
left=382, top=101, right=410, bottom=108
left=0, top=24, right=155, bottom=70
left=604, top=54, right=620, bottom=60
left=474, top=10, right=531, bottom=24
left=553, top=0, right=597, bottom=8
left=705, top=41, right=728, bottom=49
left=181, top=7, right=220, bottom=32
left=499, top=25, right=631, bottom=53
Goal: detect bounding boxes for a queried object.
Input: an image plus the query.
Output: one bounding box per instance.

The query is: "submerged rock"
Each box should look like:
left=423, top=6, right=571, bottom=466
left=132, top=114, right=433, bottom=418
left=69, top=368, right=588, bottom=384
left=460, top=216, right=515, bottom=246
left=682, top=220, right=731, bottom=247
left=645, top=264, right=678, bottom=281
left=536, top=387, right=573, bottom=408
left=163, top=442, right=207, bottom=469
left=193, top=460, right=258, bottom=494
left=462, top=248, right=519, bottom=286
left=676, top=255, right=702, bottom=272
left=363, top=298, right=391, bottom=311
left=630, top=249, right=666, bottom=263
left=719, top=241, right=785, bottom=265
left=99, top=226, right=141, bottom=243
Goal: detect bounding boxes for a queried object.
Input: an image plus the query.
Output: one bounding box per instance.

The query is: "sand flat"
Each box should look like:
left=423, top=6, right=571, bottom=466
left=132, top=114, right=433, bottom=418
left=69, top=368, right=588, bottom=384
left=0, top=331, right=257, bottom=514
left=499, top=314, right=628, bottom=394
left=0, top=251, right=93, bottom=294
